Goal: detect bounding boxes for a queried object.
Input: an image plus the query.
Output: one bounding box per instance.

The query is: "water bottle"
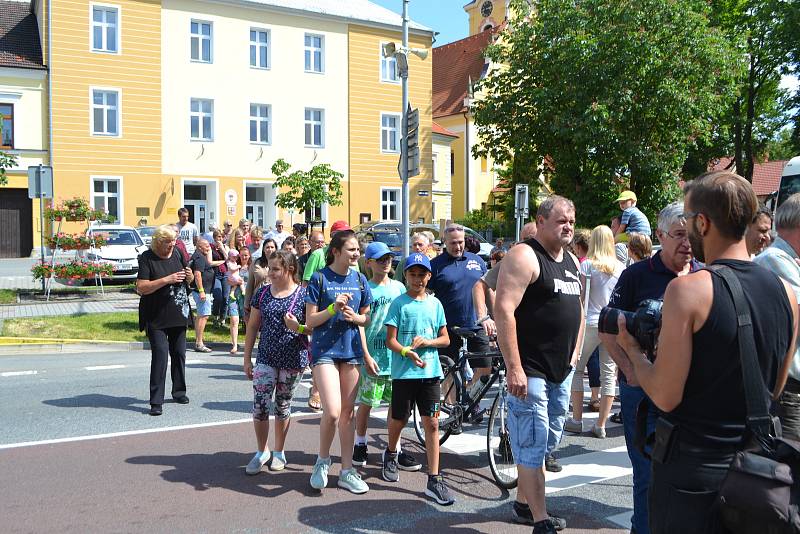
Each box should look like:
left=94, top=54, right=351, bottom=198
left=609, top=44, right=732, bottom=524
left=463, top=360, right=474, bottom=383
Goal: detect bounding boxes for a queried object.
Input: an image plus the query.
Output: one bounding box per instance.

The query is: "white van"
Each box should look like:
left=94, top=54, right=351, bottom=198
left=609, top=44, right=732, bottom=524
left=776, top=156, right=800, bottom=209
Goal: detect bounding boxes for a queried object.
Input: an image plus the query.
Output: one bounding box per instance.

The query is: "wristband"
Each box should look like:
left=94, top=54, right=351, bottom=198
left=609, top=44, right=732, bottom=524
left=476, top=315, right=490, bottom=325
left=327, top=303, right=336, bottom=316
left=297, top=324, right=306, bottom=334
left=198, top=289, right=205, bottom=294
left=400, top=346, right=411, bottom=357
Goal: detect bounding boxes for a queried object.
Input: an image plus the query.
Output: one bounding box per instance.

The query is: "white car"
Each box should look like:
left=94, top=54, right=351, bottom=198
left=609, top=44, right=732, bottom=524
left=81, top=224, right=149, bottom=280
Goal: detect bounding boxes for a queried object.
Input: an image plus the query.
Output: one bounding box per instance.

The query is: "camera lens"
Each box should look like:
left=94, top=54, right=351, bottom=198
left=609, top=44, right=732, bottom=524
left=598, top=307, right=620, bottom=335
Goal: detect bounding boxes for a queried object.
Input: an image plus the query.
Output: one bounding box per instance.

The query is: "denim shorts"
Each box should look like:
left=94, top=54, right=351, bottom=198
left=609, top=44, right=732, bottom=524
left=192, top=291, right=213, bottom=317
left=508, top=372, right=573, bottom=468
left=312, top=355, right=362, bottom=367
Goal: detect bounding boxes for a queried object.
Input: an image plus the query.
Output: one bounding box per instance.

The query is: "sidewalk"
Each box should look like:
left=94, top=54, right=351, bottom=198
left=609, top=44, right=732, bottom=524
left=0, top=298, right=139, bottom=319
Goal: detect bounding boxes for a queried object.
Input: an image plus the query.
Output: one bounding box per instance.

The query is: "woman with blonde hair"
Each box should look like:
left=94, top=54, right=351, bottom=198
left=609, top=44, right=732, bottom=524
left=564, top=225, right=624, bottom=438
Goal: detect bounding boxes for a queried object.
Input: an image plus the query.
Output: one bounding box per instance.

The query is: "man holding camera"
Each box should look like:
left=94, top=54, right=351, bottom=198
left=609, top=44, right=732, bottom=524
left=612, top=171, right=798, bottom=533
left=599, top=201, right=701, bottom=534
left=496, top=196, right=584, bottom=534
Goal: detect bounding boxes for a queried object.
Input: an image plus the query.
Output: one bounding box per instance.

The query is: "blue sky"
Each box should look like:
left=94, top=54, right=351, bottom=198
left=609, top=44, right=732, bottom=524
left=370, top=0, right=470, bottom=46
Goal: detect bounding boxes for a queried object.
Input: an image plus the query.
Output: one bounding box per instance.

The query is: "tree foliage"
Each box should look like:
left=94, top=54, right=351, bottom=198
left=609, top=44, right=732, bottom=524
left=0, top=151, right=17, bottom=186
left=472, top=0, right=740, bottom=228
left=270, top=159, right=344, bottom=221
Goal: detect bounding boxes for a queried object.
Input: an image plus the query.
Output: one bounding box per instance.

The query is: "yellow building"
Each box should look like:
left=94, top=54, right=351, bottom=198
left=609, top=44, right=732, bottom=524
left=20, top=0, right=433, bottom=256
left=432, top=0, right=506, bottom=220
left=0, top=0, right=49, bottom=258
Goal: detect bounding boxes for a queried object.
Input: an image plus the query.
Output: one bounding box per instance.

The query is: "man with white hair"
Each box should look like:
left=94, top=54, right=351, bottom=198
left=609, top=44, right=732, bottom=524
left=266, top=219, right=291, bottom=248
left=201, top=221, right=218, bottom=244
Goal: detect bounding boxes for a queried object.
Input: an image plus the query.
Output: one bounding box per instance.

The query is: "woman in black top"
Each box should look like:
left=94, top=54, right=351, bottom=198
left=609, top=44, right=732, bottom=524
left=137, top=225, right=194, bottom=416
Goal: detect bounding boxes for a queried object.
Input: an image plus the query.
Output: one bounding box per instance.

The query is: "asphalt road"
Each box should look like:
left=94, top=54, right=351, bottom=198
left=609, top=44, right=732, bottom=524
left=0, top=349, right=633, bottom=533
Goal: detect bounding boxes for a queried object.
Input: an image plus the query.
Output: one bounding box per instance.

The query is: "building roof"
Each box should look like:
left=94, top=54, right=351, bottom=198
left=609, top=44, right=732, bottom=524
left=0, top=0, right=45, bottom=70
left=432, top=122, right=459, bottom=138
left=234, top=0, right=431, bottom=33
left=710, top=157, right=790, bottom=196
left=432, top=29, right=494, bottom=118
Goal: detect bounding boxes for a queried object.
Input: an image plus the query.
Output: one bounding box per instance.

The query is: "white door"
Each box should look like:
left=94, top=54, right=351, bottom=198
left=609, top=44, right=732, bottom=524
left=246, top=185, right=267, bottom=228
left=184, top=202, right=207, bottom=233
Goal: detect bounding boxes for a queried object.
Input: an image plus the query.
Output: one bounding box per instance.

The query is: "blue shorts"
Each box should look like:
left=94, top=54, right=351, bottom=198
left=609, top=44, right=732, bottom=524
left=192, top=291, right=213, bottom=317
left=312, top=355, right=362, bottom=367
left=508, top=370, right=573, bottom=468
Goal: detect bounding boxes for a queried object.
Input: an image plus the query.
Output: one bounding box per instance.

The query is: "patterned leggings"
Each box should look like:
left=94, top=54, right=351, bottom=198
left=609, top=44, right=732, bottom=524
left=252, top=364, right=303, bottom=421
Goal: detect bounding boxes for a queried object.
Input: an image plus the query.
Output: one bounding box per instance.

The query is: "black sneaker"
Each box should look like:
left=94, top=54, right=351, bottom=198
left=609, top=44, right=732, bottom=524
left=610, top=412, right=623, bottom=424
left=425, top=474, right=455, bottom=506
left=532, top=518, right=558, bottom=534
left=545, top=454, right=562, bottom=473
left=352, top=444, right=368, bottom=466
left=149, top=404, right=162, bottom=416
left=381, top=449, right=399, bottom=482
left=397, top=451, right=422, bottom=471
left=511, top=502, right=566, bottom=531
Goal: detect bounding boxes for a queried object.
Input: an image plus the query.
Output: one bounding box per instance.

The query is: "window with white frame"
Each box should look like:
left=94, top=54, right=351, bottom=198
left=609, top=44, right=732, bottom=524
left=432, top=153, right=439, bottom=183
left=381, top=188, right=400, bottom=221
left=190, top=98, right=213, bottom=141
left=250, top=104, right=271, bottom=144
left=304, top=108, right=324, bottom=147
left=92, top=177, right=121, bottom=220
left=380, top=43, right=398, bottom=82
left=190, top=20, right=212, bottom=62
left=250, top=28, right=270, bottom=69
left=91, top=5, right=119, bottom=53
left=304, top=34, right=324, bottom=73
left=381, top=113, right=400, bottom=153
left=91, top=88, right=120, bottom=136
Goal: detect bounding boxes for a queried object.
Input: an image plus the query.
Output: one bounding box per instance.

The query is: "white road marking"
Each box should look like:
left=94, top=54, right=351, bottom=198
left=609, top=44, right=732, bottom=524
left=607, top=511, right=633, bottom=529
left=1, top=370, right=38, bottom=377
left=84, top=365, right=126, bottom=371
left=185, top=359, right=206, bottom=364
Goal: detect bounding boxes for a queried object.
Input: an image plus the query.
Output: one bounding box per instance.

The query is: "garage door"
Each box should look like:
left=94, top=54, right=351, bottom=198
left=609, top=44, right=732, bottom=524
left=0, top=188, right=33, bottom=258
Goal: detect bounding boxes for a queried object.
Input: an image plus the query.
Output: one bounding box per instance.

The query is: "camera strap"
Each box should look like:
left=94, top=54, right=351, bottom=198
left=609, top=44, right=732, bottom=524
left=704, top=265, right=772, bottom=437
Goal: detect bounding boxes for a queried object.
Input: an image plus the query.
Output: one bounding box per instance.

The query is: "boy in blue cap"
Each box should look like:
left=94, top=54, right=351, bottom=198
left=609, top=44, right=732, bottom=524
left=352, top=241, right=421, bottom=471
left=383, top=252, right=454, bottom=505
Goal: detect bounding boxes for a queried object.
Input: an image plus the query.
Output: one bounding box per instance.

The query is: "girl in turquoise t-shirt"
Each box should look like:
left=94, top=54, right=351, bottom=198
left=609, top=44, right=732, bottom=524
left=305, top=230, right=376, bottom=495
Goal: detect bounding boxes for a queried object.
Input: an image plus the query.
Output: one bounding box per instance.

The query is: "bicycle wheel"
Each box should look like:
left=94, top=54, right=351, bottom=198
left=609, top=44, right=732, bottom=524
left=412, top=355, right=457, bottom=446
left=487, top=388, right=518, bottom=489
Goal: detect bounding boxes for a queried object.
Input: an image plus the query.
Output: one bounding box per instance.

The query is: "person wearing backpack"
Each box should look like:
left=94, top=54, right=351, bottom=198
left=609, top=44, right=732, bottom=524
left=613, top=171, right=799, bottom=533
left=305, top=229, right=377, bottom=494
left=242, top=250, right=309, bottom=475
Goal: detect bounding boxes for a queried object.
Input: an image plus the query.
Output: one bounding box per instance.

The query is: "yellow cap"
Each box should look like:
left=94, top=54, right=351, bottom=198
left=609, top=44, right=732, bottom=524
left=615, top=190, right=637, bottom=203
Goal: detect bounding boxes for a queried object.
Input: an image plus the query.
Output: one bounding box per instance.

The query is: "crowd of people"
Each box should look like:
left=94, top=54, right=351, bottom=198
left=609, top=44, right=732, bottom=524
left=136, top=171, right=800, bottom=534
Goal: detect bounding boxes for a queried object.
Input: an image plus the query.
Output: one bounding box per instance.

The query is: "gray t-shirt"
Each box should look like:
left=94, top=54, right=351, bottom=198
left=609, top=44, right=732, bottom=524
left=482, top=263, right=501, bottom=291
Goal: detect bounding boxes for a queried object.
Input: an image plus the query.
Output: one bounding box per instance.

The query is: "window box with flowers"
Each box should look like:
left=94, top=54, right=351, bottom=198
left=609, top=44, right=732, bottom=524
left=31, top=260, right=114, bottom=284
left=46, top=233, right=107, bottom=251
left=44, top=197, right=114, bottom=222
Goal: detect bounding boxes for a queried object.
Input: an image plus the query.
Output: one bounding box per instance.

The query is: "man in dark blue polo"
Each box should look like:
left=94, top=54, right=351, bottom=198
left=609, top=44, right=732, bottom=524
left=599, top=201, right=702, bottom=534
left=429, top=224, right=489, bottom=423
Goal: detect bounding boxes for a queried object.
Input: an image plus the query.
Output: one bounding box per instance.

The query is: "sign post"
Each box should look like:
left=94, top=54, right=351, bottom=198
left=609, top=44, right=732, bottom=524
left=514, top=184, right=529, bottom=241
left=28, top=165, right=54, bottom=292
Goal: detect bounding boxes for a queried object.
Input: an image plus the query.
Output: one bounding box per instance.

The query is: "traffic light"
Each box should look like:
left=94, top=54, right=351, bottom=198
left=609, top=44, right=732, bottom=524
left=405, top=105, right=420, bottom=178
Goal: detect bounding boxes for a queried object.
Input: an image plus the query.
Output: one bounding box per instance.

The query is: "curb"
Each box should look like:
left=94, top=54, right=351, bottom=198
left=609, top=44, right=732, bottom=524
left=0, top=339, right=237, bottom=355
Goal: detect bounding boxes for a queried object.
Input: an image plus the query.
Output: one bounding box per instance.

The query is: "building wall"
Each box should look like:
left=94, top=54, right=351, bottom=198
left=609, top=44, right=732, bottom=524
left=466, top=0, right=507, bottom=36
left=161, top=0, right=350, bottom=230
left=0, top=68, right=49, bottom=251
left=431, top=132, right=454, bottom=223
left=348, top=24, right=433, bottom=225
left=49, top=0, right=162, bottom=230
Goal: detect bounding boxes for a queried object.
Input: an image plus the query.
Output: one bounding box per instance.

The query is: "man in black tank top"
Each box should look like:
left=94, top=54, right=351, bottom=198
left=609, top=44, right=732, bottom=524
left=496, top=196, right=584, bottom=534
left=614, top=171, right=798, bottom=534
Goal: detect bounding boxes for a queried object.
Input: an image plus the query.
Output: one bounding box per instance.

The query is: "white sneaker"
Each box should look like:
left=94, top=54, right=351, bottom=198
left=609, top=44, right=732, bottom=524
left=310, top=457, right=331, bottom=489
left=245, top=452, right=269, bottom=475
left=337, top=468, right=369, bottom=494
left=269, top=454, right=286, bottom=471
left=564, top=418, right=583, bottom=433
left=591, top=423, right=606, bottom=438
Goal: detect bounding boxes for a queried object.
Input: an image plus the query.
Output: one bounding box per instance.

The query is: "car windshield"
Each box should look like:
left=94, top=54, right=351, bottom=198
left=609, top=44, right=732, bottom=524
left=137, top=227, right=155, bottom=237
left=94, top=230, right=142, bottom=246
left=372, top=232, right=402, bottom=248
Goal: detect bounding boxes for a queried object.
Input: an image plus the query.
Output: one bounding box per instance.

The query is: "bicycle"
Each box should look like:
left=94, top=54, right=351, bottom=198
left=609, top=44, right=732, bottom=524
left=410, top=327, right=518, bottom=489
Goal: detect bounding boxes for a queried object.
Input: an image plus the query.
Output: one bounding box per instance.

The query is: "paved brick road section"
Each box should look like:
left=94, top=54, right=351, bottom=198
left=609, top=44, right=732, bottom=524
left=0, top=415, right=628, bottom=534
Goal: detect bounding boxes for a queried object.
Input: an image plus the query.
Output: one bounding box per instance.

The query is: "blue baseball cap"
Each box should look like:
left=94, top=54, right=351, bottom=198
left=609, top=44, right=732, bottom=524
left=404, top=253, right=431, bottom=272
left=365, top=241, right=393, bottom=260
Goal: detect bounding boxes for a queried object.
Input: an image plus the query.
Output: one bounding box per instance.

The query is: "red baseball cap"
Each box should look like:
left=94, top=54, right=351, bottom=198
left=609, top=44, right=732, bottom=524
left=330, top=220, right=351, bottom=233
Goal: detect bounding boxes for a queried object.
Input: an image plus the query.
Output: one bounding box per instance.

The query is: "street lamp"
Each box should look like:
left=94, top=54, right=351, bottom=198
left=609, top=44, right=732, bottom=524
left=381, top=0, right=429, bottom=257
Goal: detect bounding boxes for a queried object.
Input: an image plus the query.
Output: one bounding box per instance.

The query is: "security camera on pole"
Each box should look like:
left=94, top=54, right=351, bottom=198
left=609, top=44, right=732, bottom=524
left=381, top=0, right=428, bottom=256
left=515, top=184, right=529, bottom=241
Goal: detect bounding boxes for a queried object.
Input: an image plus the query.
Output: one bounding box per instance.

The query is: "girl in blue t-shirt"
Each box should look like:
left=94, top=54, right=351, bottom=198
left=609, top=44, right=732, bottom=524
left=305, top=230, right=375, bottom=494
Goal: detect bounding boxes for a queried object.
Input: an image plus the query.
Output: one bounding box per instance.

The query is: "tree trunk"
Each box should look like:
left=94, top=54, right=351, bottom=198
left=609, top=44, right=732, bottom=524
left=733, top=98, right=744, bottom=178
left=742, top=47, right=757, bottom=183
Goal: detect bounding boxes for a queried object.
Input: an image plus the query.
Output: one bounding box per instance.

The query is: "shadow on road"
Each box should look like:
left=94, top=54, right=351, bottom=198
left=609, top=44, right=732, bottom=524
left=202, top=400, right=253, bottom=414
left=43, top=393, right=149, bottom=414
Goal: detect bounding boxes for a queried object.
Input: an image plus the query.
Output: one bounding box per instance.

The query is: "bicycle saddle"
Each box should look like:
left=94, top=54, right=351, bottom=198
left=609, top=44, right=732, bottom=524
left=452, top=326, right=477, bottom=339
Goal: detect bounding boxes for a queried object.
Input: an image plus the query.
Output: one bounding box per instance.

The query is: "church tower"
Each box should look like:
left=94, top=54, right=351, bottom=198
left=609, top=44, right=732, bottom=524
left=464, top=0, right=508, bottom=36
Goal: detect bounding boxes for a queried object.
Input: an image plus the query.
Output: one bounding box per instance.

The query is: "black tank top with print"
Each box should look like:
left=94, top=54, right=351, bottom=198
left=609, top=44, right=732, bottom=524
left=516, top=239, right=582, bottom=383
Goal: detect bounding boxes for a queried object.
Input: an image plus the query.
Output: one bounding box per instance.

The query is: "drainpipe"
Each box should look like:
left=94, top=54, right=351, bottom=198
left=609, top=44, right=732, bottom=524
left=463, top=110, right=470, bottom=215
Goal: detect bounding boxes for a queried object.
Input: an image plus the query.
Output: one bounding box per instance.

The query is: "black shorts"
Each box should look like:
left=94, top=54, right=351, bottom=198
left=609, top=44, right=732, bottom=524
left=391, top=378, right=441, bottom=421
left=440, top=327, right=491, bottom=368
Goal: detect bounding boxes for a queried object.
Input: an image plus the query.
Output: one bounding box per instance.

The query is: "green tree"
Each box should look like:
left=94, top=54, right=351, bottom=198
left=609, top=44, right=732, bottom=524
left=0, top=151, right=17, bottom=186
left=472, top=0, right=740, bottom=228
left=270, top=159, right=343, bottom=222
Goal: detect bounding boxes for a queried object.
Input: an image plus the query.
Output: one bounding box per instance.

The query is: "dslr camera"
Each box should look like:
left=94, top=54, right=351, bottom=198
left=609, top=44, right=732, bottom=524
left=598, top=299, right=663, bottom=357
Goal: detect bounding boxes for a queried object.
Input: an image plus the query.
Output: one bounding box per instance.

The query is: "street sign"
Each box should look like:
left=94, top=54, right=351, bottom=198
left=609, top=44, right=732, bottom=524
left=406, top=105, right=420, bottom=178
left=27, top=165, right=53, bottom=199
left=418, top=190, right=430, bottom=197
left=514, top=184, right=530, bottom=218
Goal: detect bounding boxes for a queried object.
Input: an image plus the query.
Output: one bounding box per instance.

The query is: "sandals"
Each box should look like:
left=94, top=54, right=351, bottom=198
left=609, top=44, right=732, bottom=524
left=587, top=399, right=601, bottom=412
left=307, top=391, right=322, bottom=411
left=194, top=345, right=213, bottom=353
left=229, top=345, right=239, bottom=354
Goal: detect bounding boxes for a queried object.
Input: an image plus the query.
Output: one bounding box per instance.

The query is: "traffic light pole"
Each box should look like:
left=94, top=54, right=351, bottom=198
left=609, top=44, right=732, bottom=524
left=400, top=0, right=410, bottom=257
